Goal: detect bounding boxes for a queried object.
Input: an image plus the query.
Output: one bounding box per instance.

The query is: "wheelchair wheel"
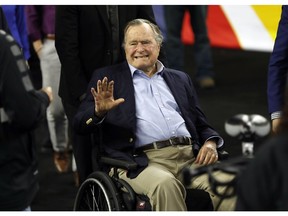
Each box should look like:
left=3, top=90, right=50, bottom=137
left=116, top=178, right=151, bottom=211
left=73, top=171, right=121, bottom=211
left=116, top=178, right=136, bottom=210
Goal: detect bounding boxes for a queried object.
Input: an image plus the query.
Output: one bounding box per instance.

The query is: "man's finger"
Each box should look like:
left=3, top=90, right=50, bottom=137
left=108, top=80, right=114, bottom=92
left=97, top=79, right=102, bottom=93
left=102, top=77, right=108, bottom=91
left=91, top=87, right=97, bottom=98
left=195, top=152, right=204, bottom=164
left=114, top=98, right=125, bottom=106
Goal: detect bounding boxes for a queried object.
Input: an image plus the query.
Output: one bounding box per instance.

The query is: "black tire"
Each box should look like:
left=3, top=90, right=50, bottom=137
left=74, top=171, right=121, bottom=211
left=117, top=178, right=136, bottom=210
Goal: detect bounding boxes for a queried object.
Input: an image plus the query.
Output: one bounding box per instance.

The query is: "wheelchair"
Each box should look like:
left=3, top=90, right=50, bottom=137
left=73, top=144, right=229, bottom=211
left=73, top=156, right=147, bottom=211
left=73, top=114, right=270, bottom=211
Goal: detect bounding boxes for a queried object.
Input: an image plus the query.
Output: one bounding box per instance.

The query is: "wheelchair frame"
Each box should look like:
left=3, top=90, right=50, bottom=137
left=73, top=150, right=229, bottom=211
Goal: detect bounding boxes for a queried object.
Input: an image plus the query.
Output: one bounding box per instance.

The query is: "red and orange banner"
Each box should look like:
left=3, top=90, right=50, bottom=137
left=154, top=5, right=282, bottom=52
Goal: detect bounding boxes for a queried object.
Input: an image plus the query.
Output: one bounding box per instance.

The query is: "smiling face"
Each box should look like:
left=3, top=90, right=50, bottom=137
left=124, top=23, right=161, bottom=75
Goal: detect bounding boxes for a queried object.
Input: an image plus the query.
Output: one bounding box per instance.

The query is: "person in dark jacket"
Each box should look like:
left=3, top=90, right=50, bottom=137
left=267, top=5, right=288, bottom=133
left=55, top=5, right=164, bottom=184
left=0, top=30, right=52, bottom=210
left=236, top=90, right=288, bottom=210
left=73, top=18, right=235, bottom=211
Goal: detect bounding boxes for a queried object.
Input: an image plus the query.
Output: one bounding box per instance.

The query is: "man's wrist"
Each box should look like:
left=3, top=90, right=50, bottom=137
left=95, top=110, right=106, bottom=118
left=271, top=111, right=282, bottom=120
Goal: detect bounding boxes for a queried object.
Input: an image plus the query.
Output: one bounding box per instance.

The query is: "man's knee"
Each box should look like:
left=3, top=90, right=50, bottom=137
left=156, top=176, right=185, bottom=192
left=149, top=177, right=187, bottom=210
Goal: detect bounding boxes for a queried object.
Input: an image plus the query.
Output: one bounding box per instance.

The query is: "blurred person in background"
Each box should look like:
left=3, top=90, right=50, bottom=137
left=0, top=6, right=11, bottom=33
left=164, top=5, right=215, bottom=89
left=2, top=5, right=30, bottom=60
left=26, top=5, right=70, bottom=174
left=55, top=5, right=161, bottom=184
left=236, top=89, right=288, bottom=210
left=239, top=6, right=288, bottom=204
left=267, top=5, right=288, bottom=134
left=0, top=30, right=52, bottom=210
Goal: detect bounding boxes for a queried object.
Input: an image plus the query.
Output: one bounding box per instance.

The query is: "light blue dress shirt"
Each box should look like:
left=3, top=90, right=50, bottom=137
left=128, top=61, right=192, bottom=148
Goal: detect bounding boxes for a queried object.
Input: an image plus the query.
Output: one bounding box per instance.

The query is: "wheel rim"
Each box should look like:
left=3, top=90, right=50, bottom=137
left=74, top=178, right=112, bottom=211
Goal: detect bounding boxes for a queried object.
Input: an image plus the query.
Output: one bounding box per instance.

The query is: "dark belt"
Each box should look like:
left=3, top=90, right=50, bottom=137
left=136, top=136, right=193, bottom=153
left=46, top=34, right=55, bottom=40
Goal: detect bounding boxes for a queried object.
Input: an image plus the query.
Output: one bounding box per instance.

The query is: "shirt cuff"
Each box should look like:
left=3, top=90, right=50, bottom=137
left=271, top=111, right=282, bottom=120
left=206, top=136, right=224, bottom=149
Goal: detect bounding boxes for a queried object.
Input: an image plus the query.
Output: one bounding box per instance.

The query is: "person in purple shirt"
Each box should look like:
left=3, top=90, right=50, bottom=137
left=25, top=6, right=71, bottom=176
left=2, top=5, right=30, bottom=60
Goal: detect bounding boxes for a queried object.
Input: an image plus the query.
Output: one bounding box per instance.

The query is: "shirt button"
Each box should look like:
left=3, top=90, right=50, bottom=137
left=129, top=138, right=134, bottom=143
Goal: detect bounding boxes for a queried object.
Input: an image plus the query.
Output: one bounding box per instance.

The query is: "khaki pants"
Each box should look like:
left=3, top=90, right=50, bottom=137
left=118, top=145, right=236, bottom=211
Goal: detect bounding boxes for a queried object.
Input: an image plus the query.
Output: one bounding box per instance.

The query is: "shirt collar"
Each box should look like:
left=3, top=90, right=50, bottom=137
left=128, top=60, right=165, bottom=77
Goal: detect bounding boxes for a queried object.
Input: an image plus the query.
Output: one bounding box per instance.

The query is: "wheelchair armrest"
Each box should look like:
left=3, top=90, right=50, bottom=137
left=100, top=156, right=138, bottom=170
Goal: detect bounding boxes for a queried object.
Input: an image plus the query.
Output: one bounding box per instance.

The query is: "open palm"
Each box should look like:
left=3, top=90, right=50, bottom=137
left=91, top=77, right=125, bottom=117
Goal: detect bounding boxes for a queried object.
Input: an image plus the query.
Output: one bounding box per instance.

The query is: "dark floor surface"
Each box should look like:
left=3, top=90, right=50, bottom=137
left=30, top=46, right=271, bottom=211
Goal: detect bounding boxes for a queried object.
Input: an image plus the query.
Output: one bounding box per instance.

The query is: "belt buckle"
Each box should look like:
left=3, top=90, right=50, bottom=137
left=186, top=136, right=192, bottom=145
left=181, top=136, right=191, bottom=145
left=152, top=142, right=158, bottom=149
left=169, top=138, right=175, bottom=146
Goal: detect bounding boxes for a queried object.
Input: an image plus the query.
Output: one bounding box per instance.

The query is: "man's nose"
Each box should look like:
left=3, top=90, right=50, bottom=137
left=135, top=43, right=145, bottom=51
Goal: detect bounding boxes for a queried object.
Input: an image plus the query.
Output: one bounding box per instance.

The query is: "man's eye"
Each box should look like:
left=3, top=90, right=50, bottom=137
left=130, top=42, right=137, bottom=46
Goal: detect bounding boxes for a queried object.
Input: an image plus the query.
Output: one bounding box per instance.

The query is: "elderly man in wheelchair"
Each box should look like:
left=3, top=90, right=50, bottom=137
left=73, top=18, right=236, bottom=211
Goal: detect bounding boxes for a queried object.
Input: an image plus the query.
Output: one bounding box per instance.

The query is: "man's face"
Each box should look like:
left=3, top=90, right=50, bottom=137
left=124, top=23, right=160, bottom=73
